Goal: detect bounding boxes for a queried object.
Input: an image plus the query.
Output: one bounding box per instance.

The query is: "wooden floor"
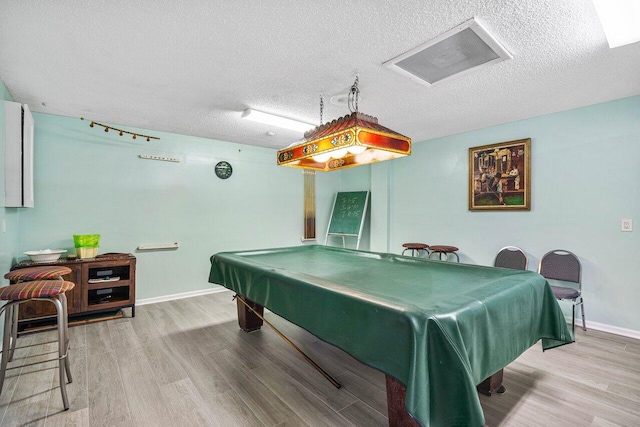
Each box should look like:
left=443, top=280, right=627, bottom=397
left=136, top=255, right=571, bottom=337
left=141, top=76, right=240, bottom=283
left=1, top=290, right=639, bottom=426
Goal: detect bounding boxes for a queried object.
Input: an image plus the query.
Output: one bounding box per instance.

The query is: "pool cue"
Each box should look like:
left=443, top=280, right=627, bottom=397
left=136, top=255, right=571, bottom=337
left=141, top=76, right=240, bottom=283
left=235, top=295, right=342, bottom=389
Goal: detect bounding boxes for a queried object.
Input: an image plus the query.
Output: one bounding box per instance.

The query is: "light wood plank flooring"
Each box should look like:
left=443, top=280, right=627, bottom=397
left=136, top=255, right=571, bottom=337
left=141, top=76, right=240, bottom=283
left=1, top=290, right=639, bottom=426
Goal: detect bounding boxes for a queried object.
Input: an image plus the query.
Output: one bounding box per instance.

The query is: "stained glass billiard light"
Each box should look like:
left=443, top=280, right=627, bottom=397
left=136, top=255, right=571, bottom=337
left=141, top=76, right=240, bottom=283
left=276, top=76, right=411, bottom=172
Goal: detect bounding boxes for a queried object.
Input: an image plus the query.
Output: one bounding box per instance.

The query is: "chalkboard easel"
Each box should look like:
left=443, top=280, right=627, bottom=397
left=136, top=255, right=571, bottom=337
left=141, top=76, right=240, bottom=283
left=325, top=191, right=369, bottom=249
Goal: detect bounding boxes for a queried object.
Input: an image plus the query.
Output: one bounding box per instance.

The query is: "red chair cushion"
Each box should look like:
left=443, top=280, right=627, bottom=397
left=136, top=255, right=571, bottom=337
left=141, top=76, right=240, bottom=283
left=402, top=243, right=430, bottom=250
left=4, top=266, right=72, bottom=282
left=0, top=280, right=75, bottom=301
left=429, top=245, right=459, bottom=252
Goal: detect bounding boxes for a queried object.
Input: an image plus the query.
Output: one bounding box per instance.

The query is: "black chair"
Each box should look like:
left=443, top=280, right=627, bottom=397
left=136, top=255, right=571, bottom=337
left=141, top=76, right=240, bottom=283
left=538, top=250, right=586, bottom=332
left=494, top=246, right=528, bottom=270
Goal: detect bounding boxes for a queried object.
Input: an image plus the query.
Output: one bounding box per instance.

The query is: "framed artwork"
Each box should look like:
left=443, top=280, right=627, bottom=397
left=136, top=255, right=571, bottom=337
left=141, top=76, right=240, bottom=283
left=469, top=138, right=531, bottom=211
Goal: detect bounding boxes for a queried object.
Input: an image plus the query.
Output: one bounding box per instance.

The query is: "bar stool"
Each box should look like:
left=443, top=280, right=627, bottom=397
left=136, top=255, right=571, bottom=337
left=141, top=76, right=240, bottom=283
left=1, top=268, right=74, bottom=410
left=401, top=243, right=430, bottom=257
left=4, top=266, right=72, bottom=362
left=5, top=266, right=72, bottom=284
left=428, top=245, right=460, bottom=262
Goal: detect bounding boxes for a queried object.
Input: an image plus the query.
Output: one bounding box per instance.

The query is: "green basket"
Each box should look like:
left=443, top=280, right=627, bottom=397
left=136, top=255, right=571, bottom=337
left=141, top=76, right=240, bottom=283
left=73, top=234, right=101, bottom=248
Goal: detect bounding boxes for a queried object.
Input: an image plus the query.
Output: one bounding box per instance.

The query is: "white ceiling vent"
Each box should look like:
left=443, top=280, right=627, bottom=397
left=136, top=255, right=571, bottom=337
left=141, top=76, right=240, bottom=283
left=383, top=18, right=512, bottom=87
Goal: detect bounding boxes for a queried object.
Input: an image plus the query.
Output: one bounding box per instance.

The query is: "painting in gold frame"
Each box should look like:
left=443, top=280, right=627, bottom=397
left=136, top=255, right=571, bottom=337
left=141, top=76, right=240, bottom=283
left=469, top=138, right=531, bottom=211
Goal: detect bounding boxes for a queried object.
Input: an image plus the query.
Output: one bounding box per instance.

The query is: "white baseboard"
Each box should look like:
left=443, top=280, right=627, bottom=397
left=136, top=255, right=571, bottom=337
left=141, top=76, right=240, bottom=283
left=586, top=321, right=640, bottom=340
left=136, top=286, right=228, bottom=306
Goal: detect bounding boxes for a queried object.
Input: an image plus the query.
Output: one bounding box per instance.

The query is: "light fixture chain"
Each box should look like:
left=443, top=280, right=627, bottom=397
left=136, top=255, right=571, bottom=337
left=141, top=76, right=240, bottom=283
left=355, top=75, right=359, bottom=112
left=348, top=75, right=360, bottom=113
left=319, top=94, right=324, bottom=124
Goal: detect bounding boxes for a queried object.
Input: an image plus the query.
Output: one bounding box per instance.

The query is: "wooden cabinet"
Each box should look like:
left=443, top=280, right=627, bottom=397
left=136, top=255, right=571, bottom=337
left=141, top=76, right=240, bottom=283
left=82, top=257, right=135, bottom=315
left=14, top=253, right=136, bottom=323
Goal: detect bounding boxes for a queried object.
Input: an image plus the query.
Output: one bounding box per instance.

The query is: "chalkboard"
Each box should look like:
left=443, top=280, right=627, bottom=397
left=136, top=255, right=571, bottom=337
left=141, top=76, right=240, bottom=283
left=325, top=191, right=369, bottom=249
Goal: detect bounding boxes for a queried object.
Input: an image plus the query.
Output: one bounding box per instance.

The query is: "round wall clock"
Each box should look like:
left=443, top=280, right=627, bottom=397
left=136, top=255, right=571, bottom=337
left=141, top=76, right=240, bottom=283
left=215, top=161, right=233, bottom=179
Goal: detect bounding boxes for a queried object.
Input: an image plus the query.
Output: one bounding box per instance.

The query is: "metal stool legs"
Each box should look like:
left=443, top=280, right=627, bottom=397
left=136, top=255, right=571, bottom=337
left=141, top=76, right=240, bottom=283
left=428, top=251, right=460, bottom=262
left=0, top=304, right=20, bottom=365
left=54, top=293, right=72, bottom=407
left=60, top=293, right=72, bottom=384
left=4, top=304, right=20, bottom=363
left=427, top=245, right=460, bottom=262
left=0, top=294, right=72, bottom=410
left=401, top=243, right=430, bottom=258
left=0, top=306, right=11, bottom=394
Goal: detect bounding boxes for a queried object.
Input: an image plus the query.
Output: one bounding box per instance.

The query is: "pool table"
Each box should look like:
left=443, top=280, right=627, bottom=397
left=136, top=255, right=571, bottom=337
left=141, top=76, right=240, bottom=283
left=209, top=245, right=572, bottom=426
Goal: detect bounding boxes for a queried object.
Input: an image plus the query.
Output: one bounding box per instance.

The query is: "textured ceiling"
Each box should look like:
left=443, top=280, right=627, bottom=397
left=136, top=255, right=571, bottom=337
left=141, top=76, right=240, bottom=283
left=1, top=0, right=639, bottom=149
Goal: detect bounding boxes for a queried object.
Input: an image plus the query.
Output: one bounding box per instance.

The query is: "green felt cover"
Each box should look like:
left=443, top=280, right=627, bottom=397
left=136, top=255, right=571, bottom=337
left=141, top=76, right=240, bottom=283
left=209, top=245, right=572, bottom=427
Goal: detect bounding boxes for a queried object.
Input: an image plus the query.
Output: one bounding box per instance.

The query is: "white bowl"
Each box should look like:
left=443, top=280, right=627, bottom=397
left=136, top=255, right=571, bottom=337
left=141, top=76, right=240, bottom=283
left=24, top=249, right=67, bottom=263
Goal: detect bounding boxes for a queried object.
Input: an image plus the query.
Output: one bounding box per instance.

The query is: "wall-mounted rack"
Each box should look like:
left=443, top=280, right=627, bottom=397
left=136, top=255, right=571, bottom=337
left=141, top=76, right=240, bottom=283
left=139, top=154, right=181, bottom=163
left=137, top=242, right=179, bottom=251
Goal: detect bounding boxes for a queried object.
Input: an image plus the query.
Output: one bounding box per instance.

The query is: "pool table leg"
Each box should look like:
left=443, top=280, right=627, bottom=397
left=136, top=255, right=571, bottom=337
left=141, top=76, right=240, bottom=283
left=476, top=368, right=505, bottom=396
left=386, top=369, right=505, bottom=426
left=236, top=296, right=264, bottom=332
left=386, top=375, right=420, bottom=427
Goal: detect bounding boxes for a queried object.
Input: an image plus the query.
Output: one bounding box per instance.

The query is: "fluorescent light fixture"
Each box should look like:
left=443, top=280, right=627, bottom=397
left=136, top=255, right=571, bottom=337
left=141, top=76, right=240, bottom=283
left=241, top=108, right=315, bottom=133
left=592, top=0, right=640, bottom=48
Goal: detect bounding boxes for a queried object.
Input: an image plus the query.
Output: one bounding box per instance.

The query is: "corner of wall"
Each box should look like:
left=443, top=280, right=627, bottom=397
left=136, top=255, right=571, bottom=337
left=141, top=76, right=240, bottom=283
left=0, top=75, right=16, bottom=348
left=369, top=162, right=391, bottom=253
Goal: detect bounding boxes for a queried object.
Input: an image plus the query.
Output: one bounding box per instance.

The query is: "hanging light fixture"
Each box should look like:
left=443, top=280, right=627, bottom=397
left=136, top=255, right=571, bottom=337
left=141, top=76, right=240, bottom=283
left=277, top=76, right=411, bottom=171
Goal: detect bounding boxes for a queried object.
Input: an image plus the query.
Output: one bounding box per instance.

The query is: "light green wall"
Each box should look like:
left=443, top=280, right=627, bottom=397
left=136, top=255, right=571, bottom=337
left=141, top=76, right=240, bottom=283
left=18, top=113, right=339, bottom=299
left=0, top=80, right=12, bottom=102
left=4, top=68, right=638, bottom=334
left=372, top=95, right=640, bottom=332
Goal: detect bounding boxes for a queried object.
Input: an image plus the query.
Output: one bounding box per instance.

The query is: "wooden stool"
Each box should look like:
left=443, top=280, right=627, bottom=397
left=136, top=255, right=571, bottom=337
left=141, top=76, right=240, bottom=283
left=401, top=243, right=430, bottom=257
left=428, top=245, right=460, bottom=262
left=0, top=280, right=75, bottom=410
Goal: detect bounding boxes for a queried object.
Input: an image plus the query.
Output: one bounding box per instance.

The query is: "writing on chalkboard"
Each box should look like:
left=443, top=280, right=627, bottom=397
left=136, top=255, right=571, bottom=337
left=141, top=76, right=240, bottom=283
left=326, top=191, right=369, bottom=249
left=336, top=194, right=363, bottom=219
